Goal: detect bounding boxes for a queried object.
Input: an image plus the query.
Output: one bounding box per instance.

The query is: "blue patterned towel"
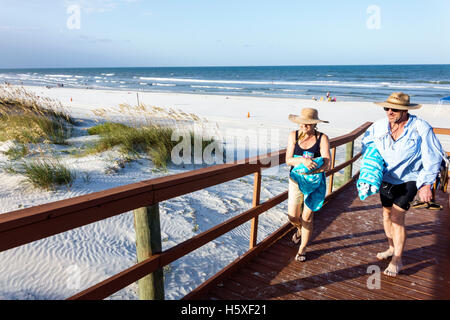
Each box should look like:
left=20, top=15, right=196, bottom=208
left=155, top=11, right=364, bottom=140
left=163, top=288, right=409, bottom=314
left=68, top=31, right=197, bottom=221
left=357, top=145, right=384, bottom=200
left=290, top=156, right=326, bottom=212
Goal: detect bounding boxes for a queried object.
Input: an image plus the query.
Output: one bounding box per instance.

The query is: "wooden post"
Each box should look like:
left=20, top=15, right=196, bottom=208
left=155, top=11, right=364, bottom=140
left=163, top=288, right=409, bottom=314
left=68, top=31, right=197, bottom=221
left=133, top=204, right=164, bottom=300
left=249, top=169, right=261, bottom=249
left=344, top=141, right=354, bottom=182
left=327, top=147, right=336, bottom=195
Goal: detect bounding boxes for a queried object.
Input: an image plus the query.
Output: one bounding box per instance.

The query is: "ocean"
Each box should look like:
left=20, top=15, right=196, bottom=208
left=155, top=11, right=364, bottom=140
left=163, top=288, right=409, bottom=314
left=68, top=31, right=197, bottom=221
left=1, top=65, right=450, bottom=103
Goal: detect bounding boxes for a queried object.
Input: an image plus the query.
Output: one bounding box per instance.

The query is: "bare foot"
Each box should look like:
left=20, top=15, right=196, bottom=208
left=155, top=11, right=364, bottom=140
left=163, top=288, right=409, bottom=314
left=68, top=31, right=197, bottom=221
left=383, top=257, right=403, bottom=277
left=376, top=248, right=394, bottom=260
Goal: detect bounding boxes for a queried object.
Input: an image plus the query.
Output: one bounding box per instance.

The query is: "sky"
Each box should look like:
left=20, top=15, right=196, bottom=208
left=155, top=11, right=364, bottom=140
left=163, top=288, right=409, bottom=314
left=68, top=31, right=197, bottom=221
left=0, top=0, right=449, bottom=68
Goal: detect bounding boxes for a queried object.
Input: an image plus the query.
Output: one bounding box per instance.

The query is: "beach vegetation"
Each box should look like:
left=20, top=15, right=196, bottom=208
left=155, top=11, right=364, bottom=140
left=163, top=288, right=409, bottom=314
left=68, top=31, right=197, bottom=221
left=9, top=158, right=75, bottom=190
left=0, top=86, right=222, bottom=192
left=86, top=121, right=217, bottom=169
left=86, top=122, right=129, bottom=135
left=0, top=85, right=74, bottom=144
left=3, top=143, right=29, bottom=160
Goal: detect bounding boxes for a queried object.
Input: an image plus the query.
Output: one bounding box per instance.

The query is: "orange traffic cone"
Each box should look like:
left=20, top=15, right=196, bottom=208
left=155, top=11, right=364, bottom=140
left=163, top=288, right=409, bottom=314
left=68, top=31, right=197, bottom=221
left=247, top=112, right=250, bottom=118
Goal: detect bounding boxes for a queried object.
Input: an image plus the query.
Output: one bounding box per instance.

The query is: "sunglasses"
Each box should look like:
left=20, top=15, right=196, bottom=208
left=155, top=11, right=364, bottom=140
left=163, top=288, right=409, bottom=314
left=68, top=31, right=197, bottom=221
left=383, top=107, right=402, bottom=112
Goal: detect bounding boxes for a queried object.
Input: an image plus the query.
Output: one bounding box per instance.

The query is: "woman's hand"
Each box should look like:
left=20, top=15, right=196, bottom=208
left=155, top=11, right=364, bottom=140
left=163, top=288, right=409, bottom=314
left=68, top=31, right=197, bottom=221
left=302, top=158, right=318, bottom=171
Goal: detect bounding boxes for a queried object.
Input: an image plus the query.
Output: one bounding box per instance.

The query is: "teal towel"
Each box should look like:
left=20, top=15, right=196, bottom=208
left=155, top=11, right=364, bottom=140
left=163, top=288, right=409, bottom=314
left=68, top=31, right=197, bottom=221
left=290, top=156, right=326, bottom=212
left=357, top=145, right=384, bottom=200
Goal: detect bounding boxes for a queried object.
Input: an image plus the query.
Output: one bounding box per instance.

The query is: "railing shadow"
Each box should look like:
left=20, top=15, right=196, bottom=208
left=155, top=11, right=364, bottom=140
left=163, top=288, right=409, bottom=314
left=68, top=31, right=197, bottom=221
left=246, top=180, right=450, bottom=299
left=244, top=243, right=447, bottom=300
left=433, top=188, right=450, bottom=299
left=309, top=221, right=435, bottom=247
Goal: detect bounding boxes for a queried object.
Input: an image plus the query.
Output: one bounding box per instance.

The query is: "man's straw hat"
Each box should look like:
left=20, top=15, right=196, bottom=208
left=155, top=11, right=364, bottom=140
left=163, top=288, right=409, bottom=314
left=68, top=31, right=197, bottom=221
left=288, top=108, right=329, bottom=124
left=374, top=92, right=422, bottom=110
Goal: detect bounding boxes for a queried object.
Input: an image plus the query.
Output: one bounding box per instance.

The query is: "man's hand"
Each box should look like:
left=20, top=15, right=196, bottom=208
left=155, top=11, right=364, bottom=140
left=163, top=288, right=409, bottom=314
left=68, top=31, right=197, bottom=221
left=417, top=184, right=432, bottom=203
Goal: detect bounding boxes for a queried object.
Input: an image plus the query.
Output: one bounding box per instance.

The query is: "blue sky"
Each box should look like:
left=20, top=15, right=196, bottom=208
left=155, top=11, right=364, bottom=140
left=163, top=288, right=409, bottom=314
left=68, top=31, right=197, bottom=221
left=1, top=0, right=449, bottom=68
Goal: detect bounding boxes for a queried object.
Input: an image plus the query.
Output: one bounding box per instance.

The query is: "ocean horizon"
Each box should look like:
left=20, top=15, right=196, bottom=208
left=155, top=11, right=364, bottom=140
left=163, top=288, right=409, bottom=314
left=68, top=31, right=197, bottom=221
left=1, top=64, right=450, bottom=103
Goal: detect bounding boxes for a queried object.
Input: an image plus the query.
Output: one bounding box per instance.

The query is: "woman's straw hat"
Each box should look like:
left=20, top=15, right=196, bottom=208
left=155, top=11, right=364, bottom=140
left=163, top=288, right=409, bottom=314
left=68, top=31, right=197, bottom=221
left=374, top=92, right=422, bottom=110
left=288, top=108, right=329, bottom=124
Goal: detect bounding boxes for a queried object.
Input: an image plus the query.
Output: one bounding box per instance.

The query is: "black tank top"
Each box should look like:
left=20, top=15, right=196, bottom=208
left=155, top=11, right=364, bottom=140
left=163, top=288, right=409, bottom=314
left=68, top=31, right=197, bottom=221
left=291, top=130, right=322, bottom=172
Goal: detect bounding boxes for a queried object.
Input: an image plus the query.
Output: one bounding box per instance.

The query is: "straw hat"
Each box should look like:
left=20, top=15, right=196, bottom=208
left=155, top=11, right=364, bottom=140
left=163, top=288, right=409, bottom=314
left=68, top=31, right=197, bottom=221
left=374, top=92, right=422, bottom=110
left=288, top=108, right=329, bottom=124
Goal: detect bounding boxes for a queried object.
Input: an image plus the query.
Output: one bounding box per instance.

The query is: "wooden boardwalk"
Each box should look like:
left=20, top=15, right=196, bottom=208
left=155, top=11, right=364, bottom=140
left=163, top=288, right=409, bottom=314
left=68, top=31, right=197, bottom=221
left=196, top=182, right=450, bottom=300
left=2, top=123, right=447, bottom=300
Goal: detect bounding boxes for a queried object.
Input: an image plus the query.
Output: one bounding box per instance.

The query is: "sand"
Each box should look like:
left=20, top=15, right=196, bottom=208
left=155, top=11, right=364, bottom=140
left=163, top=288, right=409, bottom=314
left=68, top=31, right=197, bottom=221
left=0, top=85, right=449, bottom=299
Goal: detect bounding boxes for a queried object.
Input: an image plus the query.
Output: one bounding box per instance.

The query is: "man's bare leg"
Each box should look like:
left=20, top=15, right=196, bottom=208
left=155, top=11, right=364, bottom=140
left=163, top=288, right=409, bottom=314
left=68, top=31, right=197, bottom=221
left=383, top=204, right=406, bottom=277
left=377, top=207, right=395, bottom=260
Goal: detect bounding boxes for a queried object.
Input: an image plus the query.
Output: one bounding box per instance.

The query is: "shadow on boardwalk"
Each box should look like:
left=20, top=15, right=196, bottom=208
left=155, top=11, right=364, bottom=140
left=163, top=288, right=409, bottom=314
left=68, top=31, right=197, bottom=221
left=202, top=182, right=450, bottom=300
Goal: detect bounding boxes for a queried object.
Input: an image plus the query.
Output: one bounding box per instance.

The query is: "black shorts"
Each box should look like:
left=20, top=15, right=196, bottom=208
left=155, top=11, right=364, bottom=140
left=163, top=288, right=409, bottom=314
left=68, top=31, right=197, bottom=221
left=380, top=181, right=418, bottom=211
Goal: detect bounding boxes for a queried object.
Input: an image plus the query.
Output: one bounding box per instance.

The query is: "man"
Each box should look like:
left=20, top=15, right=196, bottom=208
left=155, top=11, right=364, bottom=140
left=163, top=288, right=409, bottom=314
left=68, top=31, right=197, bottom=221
left=361, top=92, right=444, bottom=277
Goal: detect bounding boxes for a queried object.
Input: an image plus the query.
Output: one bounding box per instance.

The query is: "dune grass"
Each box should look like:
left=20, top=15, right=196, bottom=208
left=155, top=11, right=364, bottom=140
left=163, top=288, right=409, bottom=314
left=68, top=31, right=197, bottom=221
left=15, top=159, right=75, bottom=190
left=4, top=143, right=29, bottom=160
left=0, top=86, right=76, bottom=190
left=86, top=122, right=216, bottom=169
left=0, top=85, right=73, bottom=144
left=0, top=86, right=221, bottom=191
left=86, top=122, right=176, bottom=155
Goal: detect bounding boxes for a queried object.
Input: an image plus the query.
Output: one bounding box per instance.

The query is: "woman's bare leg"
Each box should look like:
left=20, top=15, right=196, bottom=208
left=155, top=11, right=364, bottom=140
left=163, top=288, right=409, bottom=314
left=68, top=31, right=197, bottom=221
left=288, top=179, right=303, bottom=241
left=297, top=206, right=314, bottom=256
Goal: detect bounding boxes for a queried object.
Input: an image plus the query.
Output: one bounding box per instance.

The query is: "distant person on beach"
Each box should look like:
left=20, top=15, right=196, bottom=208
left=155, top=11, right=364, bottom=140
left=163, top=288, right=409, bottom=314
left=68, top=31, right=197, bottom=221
left=286, top=108, right=331, bottom=262
left=361, top=92, right=444, bottom=277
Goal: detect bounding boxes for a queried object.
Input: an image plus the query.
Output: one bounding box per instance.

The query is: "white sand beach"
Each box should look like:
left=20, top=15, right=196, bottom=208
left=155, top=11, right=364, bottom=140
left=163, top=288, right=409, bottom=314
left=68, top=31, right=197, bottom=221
left=0, top=85, right=449, bottom=300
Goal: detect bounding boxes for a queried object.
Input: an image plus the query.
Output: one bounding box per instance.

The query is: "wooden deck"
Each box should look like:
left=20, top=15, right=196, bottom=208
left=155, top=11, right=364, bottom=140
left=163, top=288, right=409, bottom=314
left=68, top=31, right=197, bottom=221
left=2, top=123, right=447, bottom=300
left=196, top=182, right=450, bottom=300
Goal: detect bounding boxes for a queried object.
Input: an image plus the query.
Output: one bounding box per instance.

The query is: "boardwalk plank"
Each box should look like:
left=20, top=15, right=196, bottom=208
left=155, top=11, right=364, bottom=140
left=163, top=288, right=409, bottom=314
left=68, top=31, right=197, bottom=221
left=190, top=180, right=450, bottom=300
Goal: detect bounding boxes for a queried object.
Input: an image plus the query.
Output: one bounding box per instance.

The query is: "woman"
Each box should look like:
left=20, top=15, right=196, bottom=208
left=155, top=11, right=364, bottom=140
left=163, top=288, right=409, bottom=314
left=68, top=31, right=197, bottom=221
left=286, top=108, right=331, bottom=262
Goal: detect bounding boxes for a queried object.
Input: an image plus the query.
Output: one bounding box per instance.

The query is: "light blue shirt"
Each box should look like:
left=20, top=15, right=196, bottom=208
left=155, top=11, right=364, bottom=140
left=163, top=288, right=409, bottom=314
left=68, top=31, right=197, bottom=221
left=361, top=114, right=444, bottom=190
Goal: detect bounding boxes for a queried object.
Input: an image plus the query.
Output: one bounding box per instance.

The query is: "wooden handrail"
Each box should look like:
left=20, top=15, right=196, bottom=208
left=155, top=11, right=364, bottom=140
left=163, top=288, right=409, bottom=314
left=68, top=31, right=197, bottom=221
left=328, top=122, right=372, bottom=148
left=183, top=170, right=362, bottom=300
left=433, top=127, right=450, bottom=135
left=326, top=151, right=362, bottom=177
left=433, top=128, right=450, bottom=156
left=327, top=147, right=337, bottom=195
left=0, top=114, right=447, bottom=301
left=0, top=160, right=269, bottom=252
left=0, top=122, right=372, bottom=252
left=249, top=169, right=262, bottom=249
left=0, top=121, right=381, bottom=300
left=68, top=191, right=288, bottom=300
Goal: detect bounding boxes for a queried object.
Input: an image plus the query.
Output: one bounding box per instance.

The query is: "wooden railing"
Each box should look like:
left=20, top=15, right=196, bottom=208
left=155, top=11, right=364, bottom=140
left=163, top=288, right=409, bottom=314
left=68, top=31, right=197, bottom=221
left=1, top=122, right=447, bottom=300
left=434, top=128, right=450, bottom=157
